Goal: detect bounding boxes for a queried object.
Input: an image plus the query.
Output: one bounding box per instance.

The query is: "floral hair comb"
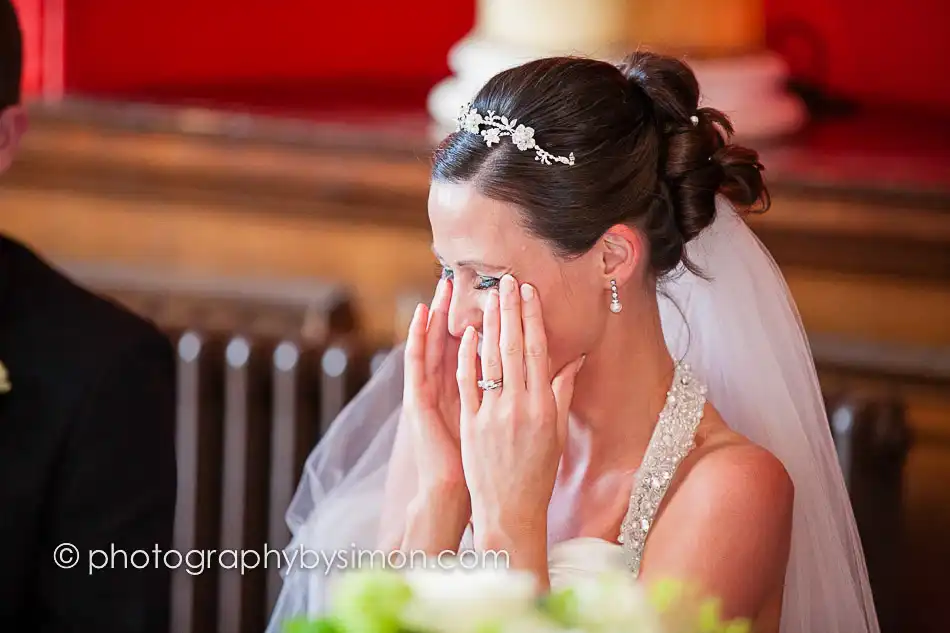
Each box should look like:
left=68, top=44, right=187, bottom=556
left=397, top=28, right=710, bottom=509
left=455, top=104, right=576, bottom=166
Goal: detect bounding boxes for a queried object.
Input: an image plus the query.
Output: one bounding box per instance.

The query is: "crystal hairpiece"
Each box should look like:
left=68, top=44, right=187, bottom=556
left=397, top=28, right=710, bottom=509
left=456, top=104, right=575, bottom=166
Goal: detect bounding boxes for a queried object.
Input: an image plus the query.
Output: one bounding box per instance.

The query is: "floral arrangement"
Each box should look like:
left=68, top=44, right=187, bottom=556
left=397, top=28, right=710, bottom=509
left=282, top=564, right=750, bottom=633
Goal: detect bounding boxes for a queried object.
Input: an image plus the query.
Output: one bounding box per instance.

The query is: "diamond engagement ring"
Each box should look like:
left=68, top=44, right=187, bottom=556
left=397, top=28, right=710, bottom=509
left=477, top=378, right=503, bottom=391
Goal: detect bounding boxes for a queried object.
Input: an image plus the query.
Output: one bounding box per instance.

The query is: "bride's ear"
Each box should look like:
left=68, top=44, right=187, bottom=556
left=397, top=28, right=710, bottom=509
left=599, top=224, right=643, bottom=287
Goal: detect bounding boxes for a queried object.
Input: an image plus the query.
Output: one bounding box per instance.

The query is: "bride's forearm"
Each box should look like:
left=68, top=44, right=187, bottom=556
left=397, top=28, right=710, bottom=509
left=400, top=481, right=471, bottom=555
left=377, top=415, right=419, bottom=551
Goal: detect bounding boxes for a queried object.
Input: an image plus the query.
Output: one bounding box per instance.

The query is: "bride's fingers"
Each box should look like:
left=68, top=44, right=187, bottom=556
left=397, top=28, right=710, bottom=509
left=498, top=275, right=525, bottom=392
left=520, top=282, right=549, bottom=394
left=480, top=289, right=502, bottom=390
left=456, top=325, right=481, bottom=416
left=404, top=303, right=428, bottom=400
left=425, top=278, right=451, bottom=377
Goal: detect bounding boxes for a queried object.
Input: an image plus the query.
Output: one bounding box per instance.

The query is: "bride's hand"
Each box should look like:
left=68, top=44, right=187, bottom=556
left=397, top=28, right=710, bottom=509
left=403, top=277, right=464, bottom=492
left=457, top=274, right=585, bottom=537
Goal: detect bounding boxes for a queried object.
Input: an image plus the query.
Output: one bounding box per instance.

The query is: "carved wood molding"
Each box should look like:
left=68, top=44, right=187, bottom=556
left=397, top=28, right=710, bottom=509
left=7, top=100, right=950, bottom=282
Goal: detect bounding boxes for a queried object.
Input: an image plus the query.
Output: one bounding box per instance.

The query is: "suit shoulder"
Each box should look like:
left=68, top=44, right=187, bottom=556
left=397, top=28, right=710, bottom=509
left=7, top=241, right=172, bottom=372
left=52, top=269, right=168, bottom=356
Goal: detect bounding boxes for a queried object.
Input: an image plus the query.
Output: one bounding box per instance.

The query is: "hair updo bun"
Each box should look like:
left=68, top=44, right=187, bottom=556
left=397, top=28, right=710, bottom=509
left=432, top=50, right=769, bottom=278
left=619, top=51, right=769, bottom=273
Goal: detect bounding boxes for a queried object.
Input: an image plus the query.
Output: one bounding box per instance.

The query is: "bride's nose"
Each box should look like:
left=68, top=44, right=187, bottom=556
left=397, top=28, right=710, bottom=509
left=447, top=287, right=483, bottom=339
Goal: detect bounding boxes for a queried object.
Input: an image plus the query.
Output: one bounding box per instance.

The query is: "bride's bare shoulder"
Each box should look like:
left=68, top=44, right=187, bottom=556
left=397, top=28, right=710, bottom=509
left=644, top=403, right=794, bottom=606
left=678, top=404, right=794, bottom=518
left=641, top=411, right=793, bottom=627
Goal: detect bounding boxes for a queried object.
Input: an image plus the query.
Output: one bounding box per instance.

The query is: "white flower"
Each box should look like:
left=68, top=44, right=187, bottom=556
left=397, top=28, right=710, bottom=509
left=569, top=572, right=664, bottom=633
left=482, top=127, right=502, bottom=146
left=461, top=108, right=483, bottom=134
left=511, top=124, right=536, bottom=151
left=497, top=612, right=567, bottom=633
left=402, top=567, right=539, bottom=633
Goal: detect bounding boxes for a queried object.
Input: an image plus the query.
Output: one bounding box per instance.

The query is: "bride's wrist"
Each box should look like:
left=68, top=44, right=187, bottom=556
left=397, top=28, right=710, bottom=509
left=471, top=500, right=546, bottom=539
left=472, top=513, right=549, bottom=590
left=402, top=481, right=471, bottom=554
left=471, top=506, right=547, bottom=552
left=415, top=478, right=469, bottom=509
left=471, top=513, right=545, bottom=549
left=409, top=481, right=470, bottom=527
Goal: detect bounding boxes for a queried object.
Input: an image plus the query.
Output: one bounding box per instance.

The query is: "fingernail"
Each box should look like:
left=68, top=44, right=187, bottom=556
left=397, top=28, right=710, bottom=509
left=578, top=354, right=587, bottom=370
left=502, top=274, right=516, bottom=294
left=520, top=283, right=535, bottom=301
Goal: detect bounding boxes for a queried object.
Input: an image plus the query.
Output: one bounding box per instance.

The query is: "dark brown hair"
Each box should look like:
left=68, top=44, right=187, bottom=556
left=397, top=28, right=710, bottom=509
left=431, top=51, right=769, bottom=277
left=0, top=0, right=23, bottom=110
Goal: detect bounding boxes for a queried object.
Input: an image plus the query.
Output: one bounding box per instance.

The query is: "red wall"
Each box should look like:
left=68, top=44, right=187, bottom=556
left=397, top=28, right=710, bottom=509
left=14, top=0, right=950, bottom=112
left=12, top=0, right=46, bottom=96
left=764, top=0, right=949, bottom=111
left=62, top=0, right=474, bottom=92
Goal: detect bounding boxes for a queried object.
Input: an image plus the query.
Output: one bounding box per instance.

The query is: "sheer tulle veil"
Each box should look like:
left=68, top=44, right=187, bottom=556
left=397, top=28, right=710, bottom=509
left=657, top=196, right=879, bottom=633
left=266, top=196, right=880, bottom=633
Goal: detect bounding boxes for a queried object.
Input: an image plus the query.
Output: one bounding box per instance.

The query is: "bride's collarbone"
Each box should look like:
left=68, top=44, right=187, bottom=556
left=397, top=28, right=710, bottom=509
left=548, top=470, right=634, bottom=543
left=549, top=407, right=768, bottom=545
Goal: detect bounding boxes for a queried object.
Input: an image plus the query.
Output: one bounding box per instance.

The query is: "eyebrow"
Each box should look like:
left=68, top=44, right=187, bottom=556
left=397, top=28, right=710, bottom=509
left=431, top=245, right=509, bottom=273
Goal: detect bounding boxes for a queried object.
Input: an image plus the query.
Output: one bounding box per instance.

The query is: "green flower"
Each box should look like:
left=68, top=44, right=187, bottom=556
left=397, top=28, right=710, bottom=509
left=283, top=617, right=345, bottom=633
left=646, top=578, right=751, bottom=633
left=696, top=600, right=751, bottom=633
left=331, top=569, right=414, bottom=633
left=537, top=587, right=579, bottom=627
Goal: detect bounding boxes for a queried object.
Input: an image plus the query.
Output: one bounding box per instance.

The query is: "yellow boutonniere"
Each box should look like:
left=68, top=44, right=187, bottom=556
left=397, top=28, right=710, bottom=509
left=0, top=360, right=10, bottom=393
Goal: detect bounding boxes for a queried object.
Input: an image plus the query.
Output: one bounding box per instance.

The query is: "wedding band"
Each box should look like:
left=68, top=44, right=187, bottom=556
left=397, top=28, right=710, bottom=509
left=477, top=378, right=503, bottom=391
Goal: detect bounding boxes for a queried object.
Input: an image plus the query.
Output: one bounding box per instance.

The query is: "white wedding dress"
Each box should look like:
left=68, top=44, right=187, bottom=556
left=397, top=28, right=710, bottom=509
left=266, top=198, right=880, bottom=633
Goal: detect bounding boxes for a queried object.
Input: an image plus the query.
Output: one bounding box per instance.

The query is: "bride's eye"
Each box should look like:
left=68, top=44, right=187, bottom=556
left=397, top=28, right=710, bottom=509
left=475, top=276, right=500, bottom=290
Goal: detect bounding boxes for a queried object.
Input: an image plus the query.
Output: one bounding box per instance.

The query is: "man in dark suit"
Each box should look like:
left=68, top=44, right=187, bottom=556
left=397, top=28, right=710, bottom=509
left=0, top=2, right=177, bottom=631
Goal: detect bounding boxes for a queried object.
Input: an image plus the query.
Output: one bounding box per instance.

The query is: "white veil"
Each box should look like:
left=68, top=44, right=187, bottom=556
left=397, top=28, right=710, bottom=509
left=265, top=345, right=407, bottom=628
left=657, top=196, right=879, bottom=633
left=266, top=196, right=881, bottom=633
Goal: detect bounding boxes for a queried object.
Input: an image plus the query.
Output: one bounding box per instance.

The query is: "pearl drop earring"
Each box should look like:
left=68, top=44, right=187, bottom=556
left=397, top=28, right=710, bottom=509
left=609, top=279, right=622, bottom=313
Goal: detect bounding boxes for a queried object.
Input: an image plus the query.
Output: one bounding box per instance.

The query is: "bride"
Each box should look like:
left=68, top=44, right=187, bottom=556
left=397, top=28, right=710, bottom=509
left=267, top=51, right=879, bottom=633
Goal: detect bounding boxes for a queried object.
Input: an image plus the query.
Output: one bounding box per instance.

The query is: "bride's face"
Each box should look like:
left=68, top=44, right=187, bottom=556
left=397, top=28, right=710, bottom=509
left=428, top=181, right=604, bottom=373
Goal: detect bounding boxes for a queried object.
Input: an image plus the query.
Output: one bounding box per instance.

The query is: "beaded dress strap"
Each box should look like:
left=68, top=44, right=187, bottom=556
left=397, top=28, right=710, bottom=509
left=618, top=362, right=707, bottom=577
